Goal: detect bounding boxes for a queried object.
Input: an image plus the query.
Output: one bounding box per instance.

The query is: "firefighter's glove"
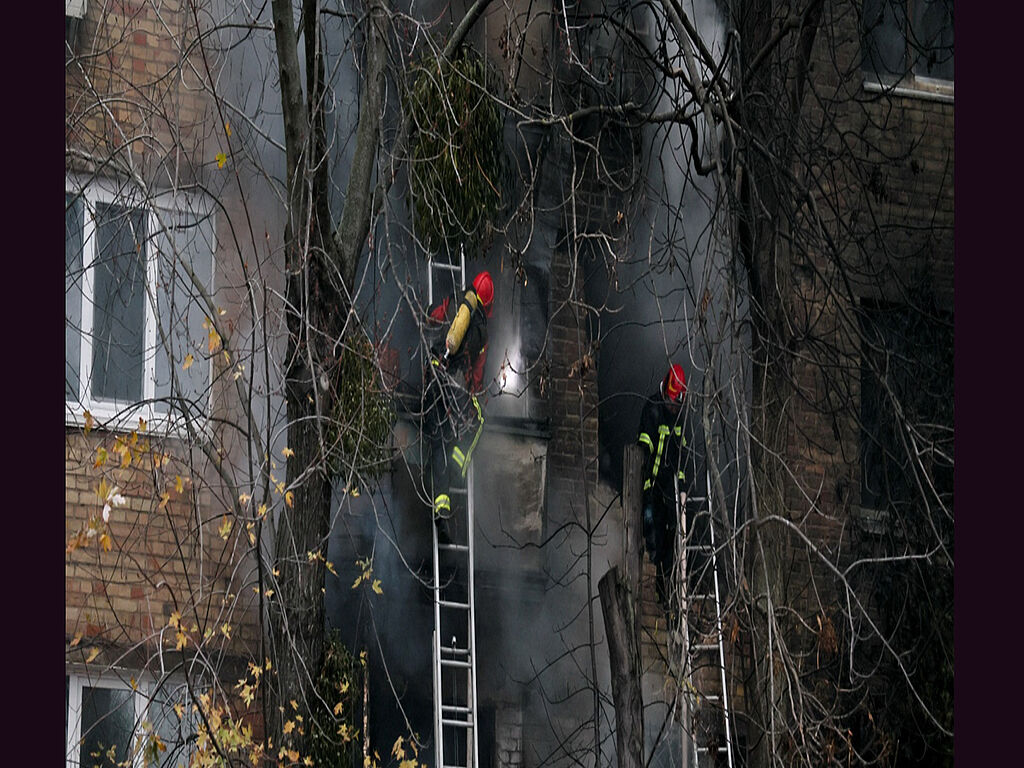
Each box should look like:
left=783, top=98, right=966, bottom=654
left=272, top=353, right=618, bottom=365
left=642, top=504, right=656, bottom=558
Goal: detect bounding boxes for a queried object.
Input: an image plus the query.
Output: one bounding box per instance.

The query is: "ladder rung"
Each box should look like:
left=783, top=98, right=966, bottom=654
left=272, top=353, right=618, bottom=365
left=430, top=263, right=463, bottom=272
left=441, top=647, right=470, bottom=657
left=439, top=600, right=470, bottom=609
left=438, top=543, right=469, bottom=552
left=688, top=594, right=714, bottom=601
left=692, top=643, right=720, bottom=651
left=440, top=659, right=473, bottom=668
left=686, top=545, right=714, bottom=553
left=696, top=747, right=729, bottom=754
left=441, top=718, right=474, bottom=728
left=442, top=705, right=473, bottom=714
left=702, top=694, right=722, bottom=702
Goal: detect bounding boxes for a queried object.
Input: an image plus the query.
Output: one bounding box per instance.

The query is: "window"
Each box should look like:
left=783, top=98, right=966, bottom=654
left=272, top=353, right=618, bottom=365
left=484, top=258, right=549, bottom=425
left=858, top=301, right=953, bottom=516
left=65, top=177, right=215, bottom=430
left=862, top=0, right=953, bottom=86
left=66, top=0, right=87, bottom=58
left=65, top=670, right=197, bottom=768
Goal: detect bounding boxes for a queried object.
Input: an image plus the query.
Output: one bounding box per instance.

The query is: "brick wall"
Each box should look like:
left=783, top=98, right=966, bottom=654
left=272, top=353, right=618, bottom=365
left=545, top=244, right=601, bottom=527
left=66, top=0, right=216, bottom=180
left=65, top=429, right=261, bottom=669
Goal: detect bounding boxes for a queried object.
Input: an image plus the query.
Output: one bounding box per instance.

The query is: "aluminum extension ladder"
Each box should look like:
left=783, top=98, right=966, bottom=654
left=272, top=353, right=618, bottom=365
left=427, top=245, right=479, bottom=768
left=678, top=470, right=735, bottom=768
left=431, top=467, right=480, bottom=768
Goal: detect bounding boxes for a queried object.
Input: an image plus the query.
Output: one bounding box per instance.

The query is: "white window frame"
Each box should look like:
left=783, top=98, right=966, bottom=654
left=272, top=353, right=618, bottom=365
left=66, top=668, right=147, bottom=768
left=66, top=667, right=200, bottom=768
left=65, top=174, right=216, bottom=435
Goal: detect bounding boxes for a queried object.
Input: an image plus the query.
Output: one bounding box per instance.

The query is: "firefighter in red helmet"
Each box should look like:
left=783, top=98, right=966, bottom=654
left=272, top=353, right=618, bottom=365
left=423, top=271, right=494, bottom=521
left=636, top=363, right=690, bottom=611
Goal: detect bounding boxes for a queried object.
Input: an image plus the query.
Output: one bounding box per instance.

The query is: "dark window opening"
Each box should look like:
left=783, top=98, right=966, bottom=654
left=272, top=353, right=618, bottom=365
left=862, top=0, right=953, bottom=83
left=858, top=300, right=953, bottom=516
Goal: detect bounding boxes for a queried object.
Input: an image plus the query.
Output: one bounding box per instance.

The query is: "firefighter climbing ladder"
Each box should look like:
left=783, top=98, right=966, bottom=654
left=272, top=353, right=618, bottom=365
left=679, top=470, right=735, bottom=768
left=427, top=245, right=480, bottom=768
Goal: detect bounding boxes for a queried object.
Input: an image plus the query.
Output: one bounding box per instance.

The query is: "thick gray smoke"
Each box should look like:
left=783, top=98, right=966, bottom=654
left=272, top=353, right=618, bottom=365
left=211, top=1, right=745, bottom=766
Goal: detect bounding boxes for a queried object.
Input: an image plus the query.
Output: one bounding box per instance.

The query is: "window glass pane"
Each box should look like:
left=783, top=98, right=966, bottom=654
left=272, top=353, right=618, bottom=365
left=912, top=0, right=953, bottom=80
left=149, top=682, right=197, bottom=768
left=861, top=0, right=907, bottom=79
left=80, top=685, right=135, bottom=768
left=67, top=193, right=84, bottom=402
left=154, top=208, right=214, bottom=415
left=860, top=303, right=953, bottom=513
left=92, top=203, right=147, bottom=402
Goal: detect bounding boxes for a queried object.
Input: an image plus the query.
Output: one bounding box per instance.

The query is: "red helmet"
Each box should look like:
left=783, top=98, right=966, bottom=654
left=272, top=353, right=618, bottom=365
left=472, top=271, right=494, bottom=315
left=662, top=364, right=686, bottom=403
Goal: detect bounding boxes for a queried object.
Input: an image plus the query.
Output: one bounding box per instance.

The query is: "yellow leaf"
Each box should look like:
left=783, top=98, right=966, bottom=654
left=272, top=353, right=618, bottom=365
left=183, top=353, right=194, bottom=370
left=220, top=623, right=232, bottom=639
left=218, top=517, right=233, bottom=540
left=169, top=611, right=181, bottom=629
left=239, top=493, right=251, bottom=505
left=175, top=631, right=188, bottom=650
left=138, top=417, right=147, bottom=432
left=83, top=410, right=94, bottom=435
left=216, top=152, right=227, bottom=169
left=283, top=721, right=295, bottom=734
left=225, top=121, right=232, bottom=137
left=282, top=446, right=295, bottom=458
left=258, top=504, right=268, bottom=519
left=85, top=647, right=100, bottom=663
left=275, top=480, right=285, bottom=495
left=99, top=533, right=112, bottom=552
left=351, top=487, right=360, bottom=498
left=208, top=325, right=222, bottom=353
left=371, top=579, right=383, bottom=595
left=290, top=699, right=299, bottom=710
left=98, top=477, right=109, bottom=503
left=285, top=491, right=294, bottom=508
left=333, top=701, right=345, bottom=715
left=158, top=492, right=170, bottom=510
left=70, top=632, right=83, bottom=648
left=94, top=447, right=107, bottom=468
left=173, top=702, right=184, bottom=720
left=287, top=750, right=299, bottom=763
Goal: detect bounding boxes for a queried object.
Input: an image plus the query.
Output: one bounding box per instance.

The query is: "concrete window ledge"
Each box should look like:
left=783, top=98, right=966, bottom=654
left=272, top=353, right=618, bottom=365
left=862, top=76, right=954, bottom=105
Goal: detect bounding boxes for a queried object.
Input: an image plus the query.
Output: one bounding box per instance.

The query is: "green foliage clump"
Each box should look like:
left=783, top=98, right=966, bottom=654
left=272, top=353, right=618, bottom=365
left=309, top=632, right=365, bottom=768
left=406, top=45, right=507, bottom=257
left=329, top=333, right=395, bottom=478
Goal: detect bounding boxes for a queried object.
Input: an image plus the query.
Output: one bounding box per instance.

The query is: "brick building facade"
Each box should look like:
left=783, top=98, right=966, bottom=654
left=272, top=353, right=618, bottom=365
left=65, top=2, right=263, bottom=765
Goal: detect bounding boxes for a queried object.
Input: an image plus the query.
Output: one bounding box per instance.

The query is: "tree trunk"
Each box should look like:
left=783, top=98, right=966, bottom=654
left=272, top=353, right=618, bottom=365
left=599, top=566, right=644, bottom=768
